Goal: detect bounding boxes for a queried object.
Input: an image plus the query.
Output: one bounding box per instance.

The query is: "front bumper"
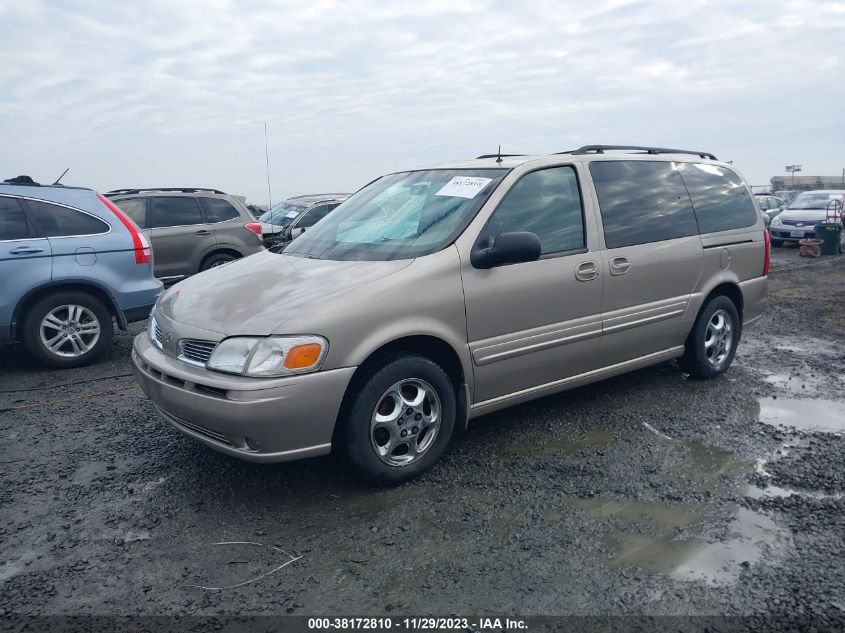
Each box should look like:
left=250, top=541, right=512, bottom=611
left=131, top=333, right=356, bottom=462
left=769, top=226, right=816, bottom=242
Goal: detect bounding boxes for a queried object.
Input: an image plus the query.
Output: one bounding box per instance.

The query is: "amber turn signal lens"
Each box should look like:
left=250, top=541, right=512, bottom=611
left=283, top=343, right=323, bottom=369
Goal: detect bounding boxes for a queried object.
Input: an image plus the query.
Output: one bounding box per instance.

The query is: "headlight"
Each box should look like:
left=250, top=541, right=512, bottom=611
left=149, top=312, right=161, bottom=349
left=771, top=216, right=783, bottom=226
left=206, top=335, right=328, bottom=377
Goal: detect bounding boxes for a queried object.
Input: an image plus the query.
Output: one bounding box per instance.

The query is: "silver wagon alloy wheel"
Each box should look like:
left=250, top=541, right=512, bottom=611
left=370, top=378, right=441, bottom=467
left=39, top=304, right=101, bottom=358
left=704, top=308, right=733, bottom=368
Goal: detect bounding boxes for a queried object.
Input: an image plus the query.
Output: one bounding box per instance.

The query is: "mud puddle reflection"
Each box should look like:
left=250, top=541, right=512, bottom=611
left=758, top=397, right=845, bottom=433
left=569, top=434, right=788, bottom=585
left=601, top=506, right=785, bottom=585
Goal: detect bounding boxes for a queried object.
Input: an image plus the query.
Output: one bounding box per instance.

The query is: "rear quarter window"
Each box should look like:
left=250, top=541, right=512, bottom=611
left=113, top=198, right=148, bottom=228
left=0, top=197, right=34, bottom=240
left=589, top=160, right=699, bottom=248
left=201, top=198, right=240, bottom=223
left=677, top=163, right=758, bottom=233
left=26, top=199, right=110, bottom=237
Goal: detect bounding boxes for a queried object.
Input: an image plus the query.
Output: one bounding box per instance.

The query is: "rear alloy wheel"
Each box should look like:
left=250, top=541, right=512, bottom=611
left=340, top=354, right=456, bottom=485
left=679, top=295, right=740, bottom=379
left=22, top=291, right=113, bottom=368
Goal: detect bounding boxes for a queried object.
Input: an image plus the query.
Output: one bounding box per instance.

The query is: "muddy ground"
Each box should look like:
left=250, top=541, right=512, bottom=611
left=1, top=247, right=844, bottom=628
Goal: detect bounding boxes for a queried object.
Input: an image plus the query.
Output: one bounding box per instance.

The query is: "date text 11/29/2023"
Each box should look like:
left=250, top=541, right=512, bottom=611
left=307, top=617, right=528, bottom=630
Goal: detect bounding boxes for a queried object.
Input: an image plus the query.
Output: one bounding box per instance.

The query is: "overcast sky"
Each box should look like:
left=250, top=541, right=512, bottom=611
left=1, top=0, right=844, bottom=204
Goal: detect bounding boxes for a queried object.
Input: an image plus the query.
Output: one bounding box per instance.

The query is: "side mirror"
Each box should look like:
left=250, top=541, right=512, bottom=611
left=471, top=231, right=542, bottom=269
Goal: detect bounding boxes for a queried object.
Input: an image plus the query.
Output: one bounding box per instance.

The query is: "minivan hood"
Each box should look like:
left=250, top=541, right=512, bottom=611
left=156, top=251, right=412, bottom=335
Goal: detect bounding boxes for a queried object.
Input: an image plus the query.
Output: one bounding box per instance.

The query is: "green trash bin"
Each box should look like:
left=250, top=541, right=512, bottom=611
left=815, top=223, right=842, bottom=255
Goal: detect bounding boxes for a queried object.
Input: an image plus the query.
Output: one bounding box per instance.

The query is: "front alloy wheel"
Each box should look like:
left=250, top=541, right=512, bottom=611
left=370, top=379, right=441, bottom=467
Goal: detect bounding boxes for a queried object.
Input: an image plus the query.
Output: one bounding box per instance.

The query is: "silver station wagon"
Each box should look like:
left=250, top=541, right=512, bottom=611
left=132, top=145, right=769, bottom=485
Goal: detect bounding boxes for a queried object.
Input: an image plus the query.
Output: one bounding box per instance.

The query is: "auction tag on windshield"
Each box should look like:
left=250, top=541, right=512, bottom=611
left=285, top=211, right=299, bottom=218
left=435, top=176, right=493, bottom=199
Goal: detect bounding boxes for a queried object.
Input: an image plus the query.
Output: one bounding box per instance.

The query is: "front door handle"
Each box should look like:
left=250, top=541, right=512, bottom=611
left=9, top=246, right=44, bottom=255
left=575, top=260, right=599, bottom=282
left=609, top=256, right=630, bottom=276
left=195, top=229, right=212, bottom=236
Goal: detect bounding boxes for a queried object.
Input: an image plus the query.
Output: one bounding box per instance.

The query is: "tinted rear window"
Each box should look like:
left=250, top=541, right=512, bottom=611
left=151, top=197, right=204, bottom=228
left=590, top=160, right=699, bottom=248
left=0, top=197, right=33, bottom=240
left=201, top=198, right=240, bottom=223
left=27, top=200, right=110, bottom=237
left=114, top=198, right=147, bottom=228
left=677, top=163, right=757, bottom=233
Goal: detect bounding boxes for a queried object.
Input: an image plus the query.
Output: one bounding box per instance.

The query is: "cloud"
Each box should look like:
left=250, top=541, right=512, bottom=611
left=1, top=0, right=843, bottom=200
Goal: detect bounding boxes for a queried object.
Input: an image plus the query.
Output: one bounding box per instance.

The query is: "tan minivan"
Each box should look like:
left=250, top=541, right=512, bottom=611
left=132, top=145, right=769, bottom=484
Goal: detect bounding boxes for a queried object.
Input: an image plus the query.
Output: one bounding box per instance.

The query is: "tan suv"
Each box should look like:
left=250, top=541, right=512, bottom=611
left=131, top=145, right=769, bottom=485
left=107, top=188, right=264, bottom=282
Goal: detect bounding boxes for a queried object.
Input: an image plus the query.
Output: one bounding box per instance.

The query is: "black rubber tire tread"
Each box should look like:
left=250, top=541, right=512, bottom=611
left=679, top=294, right=741, bottom=379
left=339, top=352, right=456, bottom=486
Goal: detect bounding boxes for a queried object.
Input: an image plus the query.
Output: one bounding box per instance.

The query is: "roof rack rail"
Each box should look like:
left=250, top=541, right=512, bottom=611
left=105, top=187, right=227, bottom=195
left=476, top=153, right=525, bottom=160
left=287, top=193, right=350, bottom=199
left=559, top=145, right=718, bottom=161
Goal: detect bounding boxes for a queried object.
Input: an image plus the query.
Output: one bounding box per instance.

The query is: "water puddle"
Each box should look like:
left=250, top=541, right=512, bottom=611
left=758, top=397, right=845, bottom=433
left=569, top=498, right=700, bottom=530
left=602, top=507, right=785, bottom=586
left=745, top=483, right=844, bottom=501
left=762, top=371, right=836, bottom=394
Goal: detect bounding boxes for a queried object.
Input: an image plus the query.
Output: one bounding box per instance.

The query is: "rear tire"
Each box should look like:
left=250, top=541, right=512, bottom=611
left=199, top=252, right=238, bottom=271
left=338, top=354, right=456, bottom=485
left=22, top=291, right=113, bottom=368
left=679, top=295, right=740, bottom=379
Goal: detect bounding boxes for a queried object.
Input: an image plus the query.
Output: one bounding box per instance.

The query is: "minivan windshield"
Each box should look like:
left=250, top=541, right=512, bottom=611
left=259, top=202, right=307, bottom=227
left=787, top=192, right=845, bottom=210
left=283, top=169, right=508, bottom=261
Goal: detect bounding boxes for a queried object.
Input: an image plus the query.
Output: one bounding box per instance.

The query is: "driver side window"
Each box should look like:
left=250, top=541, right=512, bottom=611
left=486, top=165, right=585, bottom=255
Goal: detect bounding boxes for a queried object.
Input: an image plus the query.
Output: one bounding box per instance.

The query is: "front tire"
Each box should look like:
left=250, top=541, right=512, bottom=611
left=679, top=295, right=740, bottom=379
left=770, top=238, right=783, bottom=247
left=21, top=291, right=114, bottom=368
left=339, top=354, right=456, bottom=485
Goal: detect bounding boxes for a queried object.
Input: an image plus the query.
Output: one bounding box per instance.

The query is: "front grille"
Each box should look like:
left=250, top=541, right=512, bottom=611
left=781, top=218, right=819, bottom=227
left=178, top=339, right=218, bottom=366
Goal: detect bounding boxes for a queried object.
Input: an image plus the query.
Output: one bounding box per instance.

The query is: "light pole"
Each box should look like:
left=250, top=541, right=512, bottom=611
left=785, top=164, right=802, bottom=188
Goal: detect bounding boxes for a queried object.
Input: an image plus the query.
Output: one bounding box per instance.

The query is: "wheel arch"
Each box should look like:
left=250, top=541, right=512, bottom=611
left=12, top=280, right=126, bottom=338
left=197, top=247, right=243, bottom=272
left=333, top=334, right=471, bottom=447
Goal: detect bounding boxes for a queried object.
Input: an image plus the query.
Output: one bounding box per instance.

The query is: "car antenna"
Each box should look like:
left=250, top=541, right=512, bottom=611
left=496, top=145, right=503, bottom=164
left=52, top=167, right=69, bottom=185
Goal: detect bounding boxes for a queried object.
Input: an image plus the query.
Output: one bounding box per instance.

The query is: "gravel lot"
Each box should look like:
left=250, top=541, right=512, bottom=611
left=1, top=247, right=844, bottom=627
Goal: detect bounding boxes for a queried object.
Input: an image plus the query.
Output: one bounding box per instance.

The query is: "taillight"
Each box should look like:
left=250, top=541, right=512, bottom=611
left=762, top=228, right=771, bottom=276
left=97, top=193, right=152, bottom=264
left=244, top=223, right=262, bottom=237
